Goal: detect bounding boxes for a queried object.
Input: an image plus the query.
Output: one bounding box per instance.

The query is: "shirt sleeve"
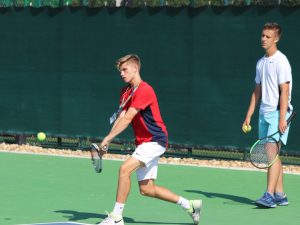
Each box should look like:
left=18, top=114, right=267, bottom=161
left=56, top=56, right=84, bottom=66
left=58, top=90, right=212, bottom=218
left=130, top=86, right=153, bottom=110
left=277, top=57, right=292, bottom=85
left=255, top=64, right=261, bottom=84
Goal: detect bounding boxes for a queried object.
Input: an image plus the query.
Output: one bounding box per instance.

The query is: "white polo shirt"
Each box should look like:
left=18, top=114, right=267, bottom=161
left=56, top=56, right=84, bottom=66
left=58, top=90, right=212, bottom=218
left=255, top=50, right=293, bottom=114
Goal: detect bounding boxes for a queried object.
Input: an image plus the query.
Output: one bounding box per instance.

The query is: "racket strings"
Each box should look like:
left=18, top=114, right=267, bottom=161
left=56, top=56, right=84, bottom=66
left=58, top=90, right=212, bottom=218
left=250, top=140, right=279, bottom=168
left=91, top=148, right=102, bottom=172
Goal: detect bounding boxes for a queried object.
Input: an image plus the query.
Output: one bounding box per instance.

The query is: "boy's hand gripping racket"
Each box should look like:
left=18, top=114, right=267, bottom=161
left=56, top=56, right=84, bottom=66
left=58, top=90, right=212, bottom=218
left=249, top=111, right=296, bottom=169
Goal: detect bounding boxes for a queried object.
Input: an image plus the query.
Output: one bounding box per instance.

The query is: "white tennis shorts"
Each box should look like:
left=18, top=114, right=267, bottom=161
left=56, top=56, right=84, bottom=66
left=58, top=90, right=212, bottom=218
left=132, top=142, right=166, bottom=181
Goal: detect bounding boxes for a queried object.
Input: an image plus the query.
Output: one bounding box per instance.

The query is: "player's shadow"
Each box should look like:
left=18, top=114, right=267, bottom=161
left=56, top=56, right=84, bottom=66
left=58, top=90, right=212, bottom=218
left=54, top=210, right=190, bottom=224
left=185, top=190, right=255, bottom=206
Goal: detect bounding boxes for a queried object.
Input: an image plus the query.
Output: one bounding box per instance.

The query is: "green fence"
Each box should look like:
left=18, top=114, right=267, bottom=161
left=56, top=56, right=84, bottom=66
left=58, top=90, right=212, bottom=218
left=0, top=6, right=299, bottom=152
left=1, top=0, right=300, bottom=8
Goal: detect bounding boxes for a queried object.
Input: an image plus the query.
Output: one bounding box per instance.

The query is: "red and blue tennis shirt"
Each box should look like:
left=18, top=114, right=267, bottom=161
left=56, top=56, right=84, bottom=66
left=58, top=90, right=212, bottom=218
left=120, top=81, right=168, bottom=147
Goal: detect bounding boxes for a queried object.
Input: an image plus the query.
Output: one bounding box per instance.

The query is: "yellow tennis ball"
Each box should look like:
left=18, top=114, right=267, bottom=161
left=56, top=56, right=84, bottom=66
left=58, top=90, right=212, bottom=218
left=37, top=132, right=46, bottom=141
left=242, top=125, right=247, bottom=133
left=246, top=125, right=252, bottom=132
left=243, top=125, right=251, bottom=133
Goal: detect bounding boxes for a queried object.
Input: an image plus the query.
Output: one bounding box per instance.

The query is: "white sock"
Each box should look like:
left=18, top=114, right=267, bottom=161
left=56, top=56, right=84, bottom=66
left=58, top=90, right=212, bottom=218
left=275, top=192, right=285, bottom=197
left=177, top=196, right=190, bottom=210
left=112, top=202, right=125, bottom=216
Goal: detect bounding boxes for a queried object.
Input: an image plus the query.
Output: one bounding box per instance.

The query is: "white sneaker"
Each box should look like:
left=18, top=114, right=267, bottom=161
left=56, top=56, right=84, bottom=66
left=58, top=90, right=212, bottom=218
left=186, top=200, right=202, bottom=225
left=98, top=212, right=124, bottom=225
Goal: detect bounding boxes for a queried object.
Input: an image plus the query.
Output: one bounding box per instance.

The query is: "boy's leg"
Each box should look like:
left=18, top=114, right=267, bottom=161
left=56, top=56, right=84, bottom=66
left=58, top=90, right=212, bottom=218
left=116, top=157, right=144, bottom=203
left=274, top=162, right=289, bottom=206
left=138, top=179, right=179, bottom=202
left=267, top=159, right=282, bottom=194
left=266, top=111, right=290, bottom=195
left=256, top=111, right=291, bottom=208
left=134, top=141, right=202, bottom=225
left=98, top=157, right=143, bottom=225
left=138, top=179, right=202, bottom=225
left=275, top=164, right=284, bottom=193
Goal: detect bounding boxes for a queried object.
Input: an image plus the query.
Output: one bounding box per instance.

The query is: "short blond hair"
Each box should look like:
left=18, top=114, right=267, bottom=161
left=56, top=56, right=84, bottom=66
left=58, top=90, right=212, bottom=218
left=116, top=54, right=141, bottom=71
left=263, top=22, right=282, bottom=39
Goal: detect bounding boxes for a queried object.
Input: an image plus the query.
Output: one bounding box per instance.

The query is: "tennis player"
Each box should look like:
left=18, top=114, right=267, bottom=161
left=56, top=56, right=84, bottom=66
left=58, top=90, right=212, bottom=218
left=97, top=54, right=202, bottom=224
left=242, top=22, right=293, bottom=208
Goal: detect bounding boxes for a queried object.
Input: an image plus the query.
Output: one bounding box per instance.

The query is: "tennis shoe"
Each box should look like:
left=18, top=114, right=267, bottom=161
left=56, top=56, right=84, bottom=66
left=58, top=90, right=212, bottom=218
left=186, top=200, right=202, bottom=225
left=274, top=193, right=289, bottom=206
left=255, top=192, right=276, bottom=208
left=97, top=212, right=124, bottom=225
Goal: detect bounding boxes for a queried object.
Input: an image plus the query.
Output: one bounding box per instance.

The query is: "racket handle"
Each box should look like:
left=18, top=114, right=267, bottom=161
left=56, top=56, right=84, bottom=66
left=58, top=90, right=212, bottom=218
left=287, top=111, right=296, bottom=124
left=91, top=143, right=108, bottom=152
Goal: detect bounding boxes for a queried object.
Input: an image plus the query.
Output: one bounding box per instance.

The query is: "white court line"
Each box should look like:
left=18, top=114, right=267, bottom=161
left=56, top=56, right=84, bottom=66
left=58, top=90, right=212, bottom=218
left=17, top=222, right=92, bottom=225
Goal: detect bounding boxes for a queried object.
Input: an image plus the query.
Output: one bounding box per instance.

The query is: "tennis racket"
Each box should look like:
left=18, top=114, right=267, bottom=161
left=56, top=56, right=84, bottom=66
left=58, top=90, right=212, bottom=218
left=249, top=111, right=296, bottom=169
left=90, top=143, right=107, bottom=173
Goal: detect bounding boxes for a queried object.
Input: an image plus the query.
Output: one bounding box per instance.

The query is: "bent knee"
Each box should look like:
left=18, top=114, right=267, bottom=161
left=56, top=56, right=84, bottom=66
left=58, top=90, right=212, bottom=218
left=119, top=165, right=126, bottom=174
left=119, top=164, right=131, bottom=177
left=139, top=186, right=154, bottom=197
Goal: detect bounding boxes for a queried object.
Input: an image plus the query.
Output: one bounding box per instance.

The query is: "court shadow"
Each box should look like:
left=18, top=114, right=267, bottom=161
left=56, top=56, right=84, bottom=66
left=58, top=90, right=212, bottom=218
left=252, top=205, right=276, bottom=210
left=185, top=190, right=255, bottom=206
left=54, top=210, right=190, bottom=224
left=54, top=210, right=104, bottom=221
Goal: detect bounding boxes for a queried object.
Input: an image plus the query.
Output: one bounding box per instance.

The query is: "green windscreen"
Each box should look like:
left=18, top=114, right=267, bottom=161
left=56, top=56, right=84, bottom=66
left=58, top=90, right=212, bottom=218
left=0, top=7, right=299, bottom=152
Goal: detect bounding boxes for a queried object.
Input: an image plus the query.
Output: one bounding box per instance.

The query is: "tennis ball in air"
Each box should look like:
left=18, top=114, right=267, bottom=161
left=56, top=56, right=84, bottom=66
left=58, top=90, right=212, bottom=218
left=37, top=132, right=46, bottom=141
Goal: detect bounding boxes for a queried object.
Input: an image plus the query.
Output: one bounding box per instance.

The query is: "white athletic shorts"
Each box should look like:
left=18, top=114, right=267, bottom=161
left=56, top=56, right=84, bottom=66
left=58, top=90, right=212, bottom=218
left=132, top=142, right=166, bottom=181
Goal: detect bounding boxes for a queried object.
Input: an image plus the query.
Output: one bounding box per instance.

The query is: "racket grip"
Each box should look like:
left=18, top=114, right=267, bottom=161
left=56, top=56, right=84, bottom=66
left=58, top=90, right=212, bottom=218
left=287, top=111, right=296, bottom=124
left=91, top=143, right=108, bottom=151
left=101, top=145, right=108, bottom=151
